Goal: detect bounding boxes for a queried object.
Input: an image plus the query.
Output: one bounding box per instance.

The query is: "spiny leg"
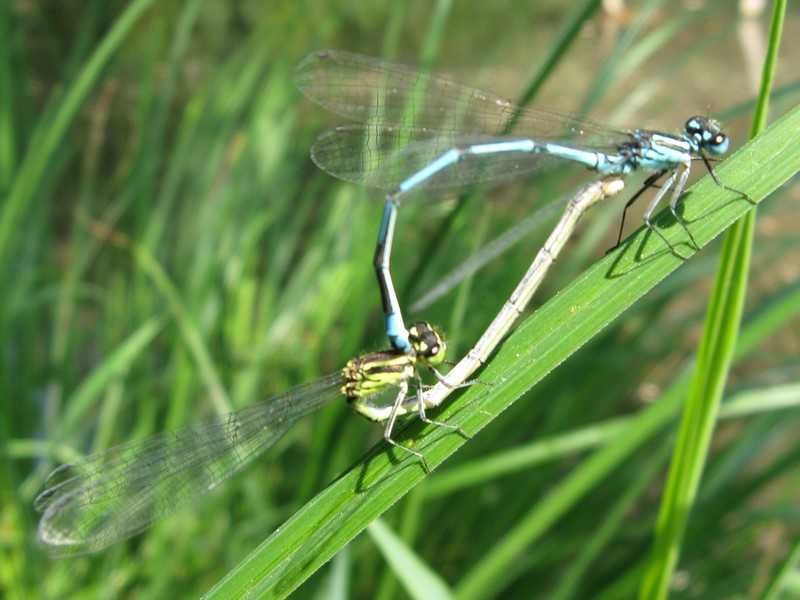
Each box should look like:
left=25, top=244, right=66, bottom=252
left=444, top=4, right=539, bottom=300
left=381, top=379, right=431, bottom=472
left=662, top=161, right=699, bottom=249
left=641, top=167, right=691, bottom=259
left=612, top=170, right=666, bottom=251
left=412, top=368, right=470, bottom=440
left=700, top=154, right=756, bottom=204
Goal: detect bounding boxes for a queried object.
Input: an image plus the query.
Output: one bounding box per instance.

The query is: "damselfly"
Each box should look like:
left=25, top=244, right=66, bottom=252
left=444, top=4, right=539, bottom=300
left=295, top=49, right=749, bottom=354
left=35, top=322, right=455, bottom=554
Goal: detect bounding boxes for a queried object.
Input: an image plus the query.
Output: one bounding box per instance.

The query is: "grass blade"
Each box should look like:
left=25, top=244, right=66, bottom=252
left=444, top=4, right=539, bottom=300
left=203, top=101, right=800, bottom=600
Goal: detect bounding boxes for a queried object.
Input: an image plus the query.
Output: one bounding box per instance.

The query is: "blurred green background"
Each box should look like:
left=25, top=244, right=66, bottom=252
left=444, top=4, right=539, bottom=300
left=2, top=0, right=799, bottom=598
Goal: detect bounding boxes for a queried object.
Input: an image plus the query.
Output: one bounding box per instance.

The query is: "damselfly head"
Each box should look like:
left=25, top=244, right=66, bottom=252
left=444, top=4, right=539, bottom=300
left=685, top=116, right=730, bottom=156
left=407, top=321, right=447, bottom=366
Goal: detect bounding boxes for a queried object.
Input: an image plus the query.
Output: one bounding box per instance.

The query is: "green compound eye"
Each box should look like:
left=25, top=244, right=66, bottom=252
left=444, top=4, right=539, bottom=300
left=407, top=321, right=447, bottom=367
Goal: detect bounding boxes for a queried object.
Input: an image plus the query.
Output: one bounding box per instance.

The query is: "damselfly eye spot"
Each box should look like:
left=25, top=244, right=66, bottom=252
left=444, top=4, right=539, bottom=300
left=706, top=132, right=730, bottom=155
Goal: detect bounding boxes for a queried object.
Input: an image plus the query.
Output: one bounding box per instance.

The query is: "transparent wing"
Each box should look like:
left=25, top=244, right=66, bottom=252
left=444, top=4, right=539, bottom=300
left=34, top=372, right=344, bottom=555
left=310, top=126, right=569, bottom=190
left=294, top=49, right=629, bottom=142
left=410, top=195, right=569, bottom=312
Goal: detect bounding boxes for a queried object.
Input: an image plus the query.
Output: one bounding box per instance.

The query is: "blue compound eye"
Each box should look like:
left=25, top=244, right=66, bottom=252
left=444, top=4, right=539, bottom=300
left=685, top=116, right=729, bottom=156
left=706, top=131, right=730, bottom=155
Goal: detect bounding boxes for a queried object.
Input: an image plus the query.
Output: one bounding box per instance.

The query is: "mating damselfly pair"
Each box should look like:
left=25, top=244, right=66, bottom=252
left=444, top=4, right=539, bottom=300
left=34, top=49, right=748, bottom=554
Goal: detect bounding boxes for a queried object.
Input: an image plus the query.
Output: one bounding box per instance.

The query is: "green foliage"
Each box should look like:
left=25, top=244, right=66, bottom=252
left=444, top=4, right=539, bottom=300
left=2, top=1, right=799, bottom=598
